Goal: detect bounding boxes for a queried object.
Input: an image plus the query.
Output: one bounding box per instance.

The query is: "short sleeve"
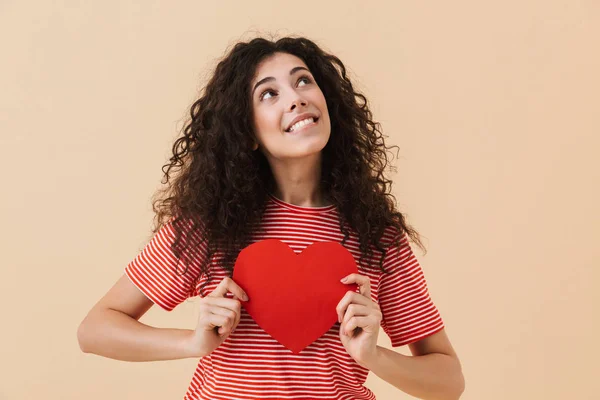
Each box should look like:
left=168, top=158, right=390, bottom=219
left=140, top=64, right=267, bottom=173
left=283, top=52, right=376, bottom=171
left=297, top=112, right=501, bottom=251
left=125, top=218, right=207, bottom=311
left=378, top=232, right=445, bottom=347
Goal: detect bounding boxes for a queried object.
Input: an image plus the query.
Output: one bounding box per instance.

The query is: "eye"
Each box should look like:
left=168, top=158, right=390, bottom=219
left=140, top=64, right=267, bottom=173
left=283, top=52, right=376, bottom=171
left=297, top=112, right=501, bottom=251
left=298, top=75, right=312, bottom=86
left=259, top=75, right=313, bottom=101
left=260, top=89, right=276, bottom=101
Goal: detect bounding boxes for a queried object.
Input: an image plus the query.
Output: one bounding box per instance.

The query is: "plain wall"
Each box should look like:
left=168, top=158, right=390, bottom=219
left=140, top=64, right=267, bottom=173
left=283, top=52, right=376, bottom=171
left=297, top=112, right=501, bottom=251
left=1, top=1, right=598, bottom=399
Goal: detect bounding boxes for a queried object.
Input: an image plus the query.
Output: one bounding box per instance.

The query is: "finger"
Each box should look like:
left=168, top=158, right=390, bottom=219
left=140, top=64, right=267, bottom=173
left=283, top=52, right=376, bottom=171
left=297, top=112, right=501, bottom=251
left=342, top=316, right=378, bottom=336
left=210, top=277, right=249, bottom=301
left=214, top=313, right=238, bottom=336
left=341, top=273, right=371, bottom=298
left=201, top=313, right=229, bottom=333
left=336, top=291, right=372, bottom=323
left=209, top=311, right=240, bottom=336
left=341, top=304, right=371, bottom=328
left=203, top=297, right=243, bottom=314
left=211, top=302, right=242, bottom=329
left=207, top=305, right=238, bottom=322
left=209, top=277, right=249, bottom=301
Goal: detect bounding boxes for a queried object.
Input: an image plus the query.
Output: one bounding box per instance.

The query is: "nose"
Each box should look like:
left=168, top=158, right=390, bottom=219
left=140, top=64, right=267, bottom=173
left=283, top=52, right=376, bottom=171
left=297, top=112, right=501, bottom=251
left=289, top=96, right=308, bottom=111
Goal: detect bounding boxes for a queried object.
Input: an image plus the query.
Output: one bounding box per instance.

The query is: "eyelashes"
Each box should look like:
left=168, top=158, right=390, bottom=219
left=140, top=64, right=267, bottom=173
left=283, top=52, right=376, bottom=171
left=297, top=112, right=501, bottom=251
left=259, top=75, right=313, bottom=101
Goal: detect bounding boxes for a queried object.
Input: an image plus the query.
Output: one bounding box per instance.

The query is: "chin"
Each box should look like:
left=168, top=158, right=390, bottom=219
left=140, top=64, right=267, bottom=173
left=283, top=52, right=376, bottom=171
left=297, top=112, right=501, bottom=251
left=298, top=135, right=329, bottom=154
left=267, top=133, right=330, bottom=159
left=277, top=145, right=324, bottom=160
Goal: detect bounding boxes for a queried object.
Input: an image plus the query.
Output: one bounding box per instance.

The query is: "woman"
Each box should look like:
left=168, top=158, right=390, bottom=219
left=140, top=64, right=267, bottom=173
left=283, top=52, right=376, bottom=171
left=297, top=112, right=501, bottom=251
left=77, top=35, right=465, bottom=400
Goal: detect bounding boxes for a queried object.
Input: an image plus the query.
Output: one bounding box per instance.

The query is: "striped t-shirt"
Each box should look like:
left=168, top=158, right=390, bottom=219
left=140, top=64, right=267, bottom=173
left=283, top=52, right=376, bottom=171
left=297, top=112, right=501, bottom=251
left=125, top=193, right=445, bottom=400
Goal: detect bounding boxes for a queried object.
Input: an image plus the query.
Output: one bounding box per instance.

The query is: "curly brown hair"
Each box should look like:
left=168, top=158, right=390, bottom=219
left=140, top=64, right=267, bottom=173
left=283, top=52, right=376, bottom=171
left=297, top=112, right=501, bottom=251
left=150, top=34, right=426, bottom=294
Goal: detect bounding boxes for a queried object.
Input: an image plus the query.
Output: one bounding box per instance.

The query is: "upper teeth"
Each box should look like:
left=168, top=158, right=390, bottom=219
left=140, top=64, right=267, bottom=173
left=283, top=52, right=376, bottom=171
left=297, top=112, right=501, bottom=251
left=288, top=117, right=315, bottom=132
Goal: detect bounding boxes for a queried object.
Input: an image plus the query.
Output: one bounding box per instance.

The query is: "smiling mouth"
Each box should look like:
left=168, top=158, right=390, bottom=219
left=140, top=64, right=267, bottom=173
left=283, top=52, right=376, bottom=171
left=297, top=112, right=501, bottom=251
left=285, top=117, right=319, bottom=133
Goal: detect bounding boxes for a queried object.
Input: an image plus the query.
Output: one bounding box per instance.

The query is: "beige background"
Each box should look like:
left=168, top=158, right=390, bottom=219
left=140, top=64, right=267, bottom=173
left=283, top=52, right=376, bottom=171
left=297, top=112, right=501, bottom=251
left=1, top=1, right=598, bottom=399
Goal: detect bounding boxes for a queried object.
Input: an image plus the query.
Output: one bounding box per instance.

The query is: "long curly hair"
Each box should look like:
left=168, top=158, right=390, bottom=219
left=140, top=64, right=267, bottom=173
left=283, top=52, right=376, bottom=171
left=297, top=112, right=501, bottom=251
left=150, top=35, right=426, bottom=294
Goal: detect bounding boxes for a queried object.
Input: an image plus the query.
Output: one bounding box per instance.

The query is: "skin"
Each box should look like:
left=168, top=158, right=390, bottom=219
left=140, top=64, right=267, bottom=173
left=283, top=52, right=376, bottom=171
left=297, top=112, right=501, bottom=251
left=339, top=274, right=465, bottom=399
left=250, top=52, right=464, bottom=398
left=250, top=51, right=332, bottom=207
left=77, top=51, right=464, bottom=399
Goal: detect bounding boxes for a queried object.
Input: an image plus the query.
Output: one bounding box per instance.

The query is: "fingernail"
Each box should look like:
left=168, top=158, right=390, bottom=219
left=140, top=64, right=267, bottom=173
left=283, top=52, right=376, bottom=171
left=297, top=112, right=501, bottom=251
left=341, top=277, right=348, bottom=283
left=243, top=293, right=249, bottom=301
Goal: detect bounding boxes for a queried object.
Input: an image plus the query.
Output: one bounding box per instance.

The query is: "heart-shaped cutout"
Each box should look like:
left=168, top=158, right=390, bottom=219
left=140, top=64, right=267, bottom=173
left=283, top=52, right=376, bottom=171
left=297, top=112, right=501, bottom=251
left=233, top=239, right=358, bottom=354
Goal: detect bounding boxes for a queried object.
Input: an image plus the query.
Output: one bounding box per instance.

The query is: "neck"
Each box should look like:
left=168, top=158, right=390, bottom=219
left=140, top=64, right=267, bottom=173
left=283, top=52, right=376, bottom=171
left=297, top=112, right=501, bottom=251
left=268, top=154, right=330, bottom=207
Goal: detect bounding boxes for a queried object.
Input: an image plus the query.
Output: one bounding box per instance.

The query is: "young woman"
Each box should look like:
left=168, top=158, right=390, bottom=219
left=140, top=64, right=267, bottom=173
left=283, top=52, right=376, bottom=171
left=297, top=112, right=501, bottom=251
left=77, top=36, right=465, bottom=400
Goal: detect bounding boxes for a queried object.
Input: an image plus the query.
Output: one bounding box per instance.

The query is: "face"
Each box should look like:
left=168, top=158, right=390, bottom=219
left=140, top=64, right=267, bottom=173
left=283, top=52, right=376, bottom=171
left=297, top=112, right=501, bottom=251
left=250, top=52, right=331, bottom=161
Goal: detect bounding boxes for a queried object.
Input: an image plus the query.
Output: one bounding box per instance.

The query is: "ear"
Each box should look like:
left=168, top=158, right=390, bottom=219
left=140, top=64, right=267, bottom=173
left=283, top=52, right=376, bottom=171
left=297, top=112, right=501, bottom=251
left=252, top=141, right=259, bottom=151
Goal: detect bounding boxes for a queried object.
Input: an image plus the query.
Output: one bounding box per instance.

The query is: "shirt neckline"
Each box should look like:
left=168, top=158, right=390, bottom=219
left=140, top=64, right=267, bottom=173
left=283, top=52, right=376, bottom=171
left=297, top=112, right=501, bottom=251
left=267, top=193, right=337, bottom=214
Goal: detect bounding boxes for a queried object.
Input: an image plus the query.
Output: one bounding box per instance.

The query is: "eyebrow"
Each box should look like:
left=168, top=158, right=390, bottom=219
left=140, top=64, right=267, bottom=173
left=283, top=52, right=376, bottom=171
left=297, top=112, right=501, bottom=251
left=252, top=66, right=311, bottom=97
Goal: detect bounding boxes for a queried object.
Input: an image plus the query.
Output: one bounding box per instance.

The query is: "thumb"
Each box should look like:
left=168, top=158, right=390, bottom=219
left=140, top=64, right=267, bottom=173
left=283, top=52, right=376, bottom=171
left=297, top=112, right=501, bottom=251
left=209, top=277, right=248, bottom=301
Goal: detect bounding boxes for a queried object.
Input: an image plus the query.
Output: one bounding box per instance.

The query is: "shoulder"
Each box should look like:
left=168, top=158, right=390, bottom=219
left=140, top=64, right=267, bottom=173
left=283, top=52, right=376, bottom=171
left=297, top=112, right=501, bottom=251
left=380, top=225, right=407, bottom=245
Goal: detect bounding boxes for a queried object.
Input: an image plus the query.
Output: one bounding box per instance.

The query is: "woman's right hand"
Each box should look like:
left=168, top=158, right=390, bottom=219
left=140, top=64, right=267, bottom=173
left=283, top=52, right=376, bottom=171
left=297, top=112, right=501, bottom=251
left=187, top=277, right=249, bottom=358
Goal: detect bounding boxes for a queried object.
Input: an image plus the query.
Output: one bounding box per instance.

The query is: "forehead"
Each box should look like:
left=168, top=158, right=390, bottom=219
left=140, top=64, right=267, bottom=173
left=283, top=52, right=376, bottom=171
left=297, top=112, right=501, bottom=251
left=252, top=53, right=309, bottom=83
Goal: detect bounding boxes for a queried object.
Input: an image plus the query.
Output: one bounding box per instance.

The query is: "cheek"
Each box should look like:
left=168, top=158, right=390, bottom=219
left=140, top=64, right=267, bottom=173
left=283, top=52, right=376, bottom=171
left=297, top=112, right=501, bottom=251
left=255, top=110, right=282, bottom=131
left=253, top=115, right=284, bottom=150
left=314, top=92, right=329, bottom=115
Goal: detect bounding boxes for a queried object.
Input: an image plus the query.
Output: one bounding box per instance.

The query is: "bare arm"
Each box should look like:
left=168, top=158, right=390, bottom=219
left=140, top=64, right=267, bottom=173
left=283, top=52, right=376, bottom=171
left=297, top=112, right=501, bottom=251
left=77, top=273, right=197, bottom=362
left=77, top=273, right=247, bottom=362
left=363, top=329, right=465, bottom=400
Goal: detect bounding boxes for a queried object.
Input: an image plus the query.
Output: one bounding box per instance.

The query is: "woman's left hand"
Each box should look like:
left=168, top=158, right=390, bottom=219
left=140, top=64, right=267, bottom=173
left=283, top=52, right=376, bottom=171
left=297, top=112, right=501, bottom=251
left=337, top=273, right=382, bottom=368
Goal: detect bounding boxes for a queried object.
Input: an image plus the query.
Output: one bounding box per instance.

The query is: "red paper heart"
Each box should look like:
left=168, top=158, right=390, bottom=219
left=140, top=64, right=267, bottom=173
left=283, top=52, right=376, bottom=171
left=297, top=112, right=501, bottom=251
left=233, top=239, right=358, bottom=354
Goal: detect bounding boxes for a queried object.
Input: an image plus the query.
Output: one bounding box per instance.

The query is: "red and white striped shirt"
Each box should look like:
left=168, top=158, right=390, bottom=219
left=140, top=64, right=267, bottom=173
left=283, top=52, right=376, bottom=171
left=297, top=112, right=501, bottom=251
left=126, top=193, right=445, bottom=399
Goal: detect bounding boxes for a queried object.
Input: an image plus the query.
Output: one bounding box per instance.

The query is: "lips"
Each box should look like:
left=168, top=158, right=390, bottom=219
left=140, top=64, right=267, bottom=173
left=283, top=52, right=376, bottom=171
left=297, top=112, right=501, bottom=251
left=284, top=113, right=319, bottom=132
left=286, top=118, right=319, bottom=134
